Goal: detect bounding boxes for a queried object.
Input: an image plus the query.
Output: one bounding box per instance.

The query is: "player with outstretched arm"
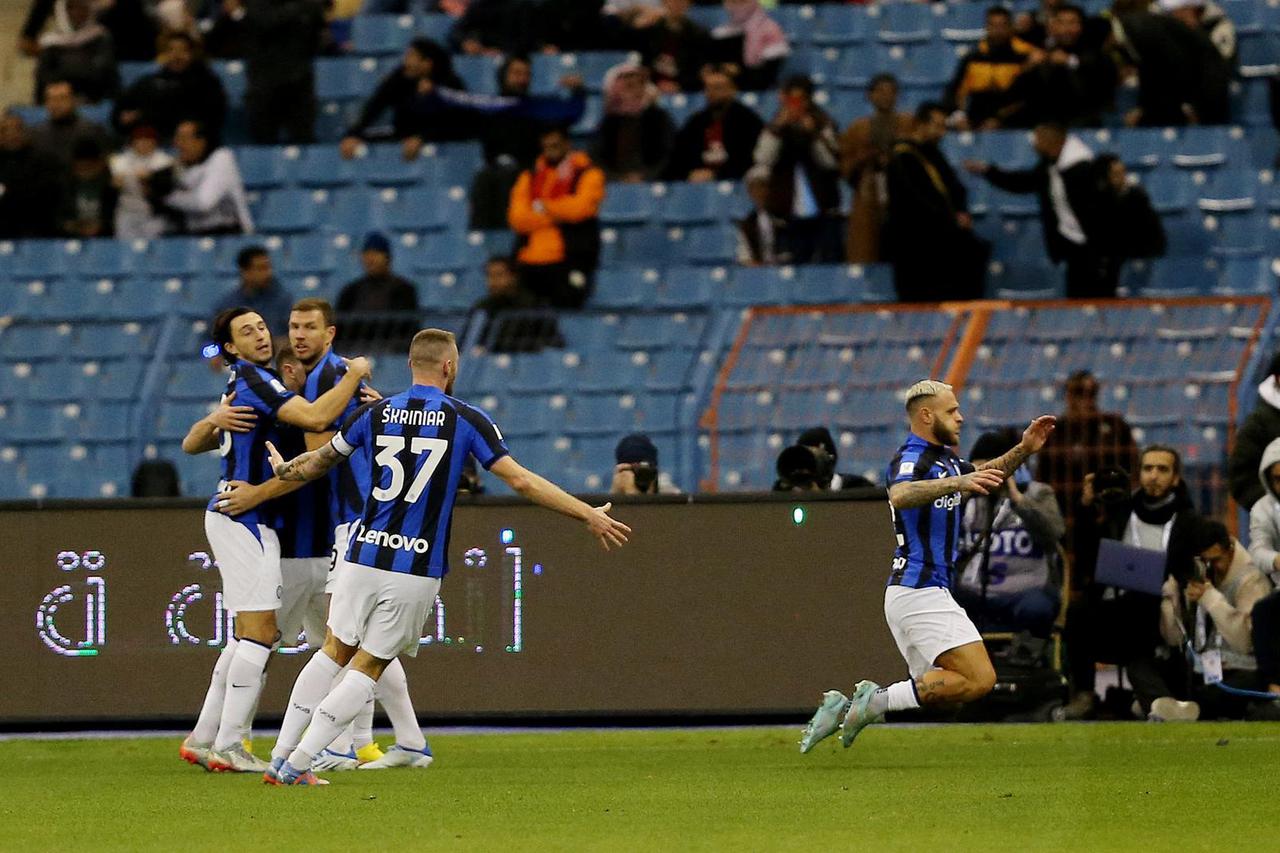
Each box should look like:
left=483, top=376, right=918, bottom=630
left=261, top=328, right=632, bottom=785
left=800, top=379, right=1055, bottom=753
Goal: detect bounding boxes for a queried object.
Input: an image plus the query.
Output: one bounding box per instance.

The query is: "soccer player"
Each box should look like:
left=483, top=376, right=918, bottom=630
left=178, top=307, right=370, bottom=773
left=218, top=299, right=433, bottom=771
left=262, top=329, right=631, bottom=785
left=799, top=379, right=1055, bottom=753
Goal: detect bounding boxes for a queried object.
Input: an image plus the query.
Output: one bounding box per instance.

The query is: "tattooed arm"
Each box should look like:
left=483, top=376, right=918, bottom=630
left=265, top=440, right=344, bottom=482
left=975, top=415, right=1056, bottom=478
left=889, top=469, right=1005, bottom=509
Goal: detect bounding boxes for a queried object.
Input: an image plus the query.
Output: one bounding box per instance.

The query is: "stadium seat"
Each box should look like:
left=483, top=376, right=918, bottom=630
left=794, top=265, right=858, bottom=305
left=661, top=182, right=739, bottom=225
left=315, top=57, right=381, bottom=102
left=1197, top=169, right=1258, bottom=212
left=896, top=42, right=961, bottom=87
left=1214, top=256, right=1277, bottom=295
left=0, top=324, right=68, bottom=360
left=69, top=358, right=146, bottom=402
left=599, top=183, right=659, bottom=226
left=941, top=3, right=988, bottom=42
left=364, top=144, right=430, bottom=187
left=989, top=259, right=1063, bottom=301
left=720, top=266, right=790, bottom=307
left=655, top=265, right=723, bottom=308
left=1115, top=128, right=1172, bottom=171
left=258, top=189, right=322, bottom=233
left=350, top=14, right=416, bottom=56
left=399, top=230, right=486, bottom=273
left=380, top=187, right=453, bottom=232
left=1128, top=257, right=1216, bottom=296
left=1207, top=211, right=1270, bottom=257
left=327, top=187, right=385, bottom=232
left=876, top=2, right=939, bottom=43
left=1141, top=168, right=1194, bottom=214
left=1172, top=126, right=1244, bottom=169
left=676, top=224, right=739, bottom=266
left=1158, top=210, right=1214, bottom=257
left=12, top=240, right=72, bottom=279
left=291, top=144, right=364, bottom=188
left=453, top=55, right=502, bottom=95
left=593, top=267, right=658, bottom=310
left=144, top=237, right=211, bottom=277
left=812, top=4, right=872, bottom=45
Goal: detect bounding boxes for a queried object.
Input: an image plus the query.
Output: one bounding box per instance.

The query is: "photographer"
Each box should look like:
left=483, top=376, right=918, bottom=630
left=610, top=433, right=664, bottom=496
left=1248, top=438, right=1280, bottom=701
left=772, top=427, right=873, bottom=492
left=1157, top=519, right=1272, bottom=719
left=1059, top=445, right=1199, bottom=719
left=954, top=430, right=1066, bottom=638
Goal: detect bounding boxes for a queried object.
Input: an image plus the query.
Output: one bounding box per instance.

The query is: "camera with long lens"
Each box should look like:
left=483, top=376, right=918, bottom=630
left=626, top=462, right=658, bottom=494
left=773, top=444, right=835, bottom=491
left=1092, top=466, right=1131, bottom=506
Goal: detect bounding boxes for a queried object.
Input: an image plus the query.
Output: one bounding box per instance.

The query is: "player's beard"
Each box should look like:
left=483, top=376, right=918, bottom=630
left=933, top=422, right=959, bottom=447
left=445, top=369, right=456, bottom=396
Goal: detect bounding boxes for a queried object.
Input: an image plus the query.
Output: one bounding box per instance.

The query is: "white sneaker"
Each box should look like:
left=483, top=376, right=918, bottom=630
left=312, top=748, right=359, bottom=771
left=799, top=690, right=850, bottom=754
left=840, top=680, right=884, bottom=748
left=1149, top=697, right=1200, bottom=722
left=357, top=744, right=434, bottom=770
left=207, top=743, right=271, bottom=773
left=179, top=736, right=212, bottom=770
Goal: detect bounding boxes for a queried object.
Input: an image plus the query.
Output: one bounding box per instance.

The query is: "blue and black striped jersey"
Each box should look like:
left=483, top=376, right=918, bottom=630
left=885, top=433, right=974, bottom=590
left=302, top=349, right=363, bottom=529
left=332, top=385, right=509, bottom=578
left=273, top=423, right=333, bottom=559
left=207, top=361, right=295, bottom=530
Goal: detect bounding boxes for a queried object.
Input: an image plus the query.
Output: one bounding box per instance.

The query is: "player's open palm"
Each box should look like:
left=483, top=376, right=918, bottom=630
left=587, top=502, right=632, bottom=552
left=265, top=440, right=287, bottom=476
left=208, top=391, right=257, bottom=433
left=960, top=469, right=1004, bottom=496
left=216, top=480, right=261, bottom=516
left=1021, top=415, right=1056, bottom=453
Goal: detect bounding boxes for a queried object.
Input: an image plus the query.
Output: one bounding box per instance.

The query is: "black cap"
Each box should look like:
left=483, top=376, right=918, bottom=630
left=797, top=426, right=836, bottom=461
left=615, top=433, right=658, bottom=467
left=969, top=428, right=1017, bottom=464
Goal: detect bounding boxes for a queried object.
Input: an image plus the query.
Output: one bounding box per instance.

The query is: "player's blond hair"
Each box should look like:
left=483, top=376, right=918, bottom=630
left=904, top=379, right=953, bottom=415
left=409, top=328, right=457, bottom=367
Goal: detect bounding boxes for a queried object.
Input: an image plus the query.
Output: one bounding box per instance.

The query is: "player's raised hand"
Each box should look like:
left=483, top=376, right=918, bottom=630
left=206, top=392, right=257, bottom=433
left=265, top=440, right=287, bottom=475
left=1020, top=415, right=1057, bottom=454
left=359, top=384, right=383, bottom=405
left=216, top=481, right=262, bottom=516
left=959, top=469, right=1004, bottom=496
left=344, top=356, right=373, bottom=380
left=587, top=502, right=632, bottom=552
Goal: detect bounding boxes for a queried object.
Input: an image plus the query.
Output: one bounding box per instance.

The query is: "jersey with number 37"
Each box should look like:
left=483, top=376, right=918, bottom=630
left=330, top=384, right=509, bottom=578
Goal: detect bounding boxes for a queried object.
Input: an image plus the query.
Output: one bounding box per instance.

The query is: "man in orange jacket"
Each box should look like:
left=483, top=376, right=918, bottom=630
left=507, top=125, right=606, bottom=309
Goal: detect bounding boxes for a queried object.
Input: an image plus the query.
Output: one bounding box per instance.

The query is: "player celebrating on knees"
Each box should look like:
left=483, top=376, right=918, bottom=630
left=800, top=379, right=1055, bottom=753
left=178, top=307, right=370, bottom=773
left=262, top=329, right=632, bottom=785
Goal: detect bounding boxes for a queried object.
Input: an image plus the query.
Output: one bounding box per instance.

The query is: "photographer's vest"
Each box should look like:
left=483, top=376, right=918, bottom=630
left=958, top=498, right=1051, bottom=596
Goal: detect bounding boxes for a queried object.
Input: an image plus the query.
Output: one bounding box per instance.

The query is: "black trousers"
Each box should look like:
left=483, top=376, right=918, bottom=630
left=786, top=215, right=845, bottom=265
left=246, top=76, right=317, bottom=145
left=1064, top=587, right=1171, bottom=712
left=518, top=262, right=593, bottom=310
left=1253, top=590, right=1280, bottom=688
left=1061, top=242, right=1120, bottom=299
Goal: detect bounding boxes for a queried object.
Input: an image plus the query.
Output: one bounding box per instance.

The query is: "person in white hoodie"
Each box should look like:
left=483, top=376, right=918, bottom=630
left=1247, top=437, right=1280, bottom=702
left=1227, top=352, right=1280, bottom=510
left=164, top=118, right=253, bottom=235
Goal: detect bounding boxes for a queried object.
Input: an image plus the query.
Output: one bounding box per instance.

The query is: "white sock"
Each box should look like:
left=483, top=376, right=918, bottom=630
left=867, top=680, right=921, bottom=716
left=352, top=695, right=375, bottom=750
left=288, top=670, right=377, bottom=771
left=328, top=724, right=357, bottom=756
left=213, top=639, right=272, bottom=751
left=375, top=657, right=424, bottom=751
left=272, top=651, right=341, bottom=761
left=190, top=638, right=237, bottom=746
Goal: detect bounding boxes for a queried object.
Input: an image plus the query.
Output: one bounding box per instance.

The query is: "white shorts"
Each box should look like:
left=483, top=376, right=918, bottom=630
left=328, top=561, right=441, bottom=660
left=279, top=557, right=329, bottom=646
left=326, top=521, right=355, bottom=594
left=204, top=511, right=282, bottom=614
left=883, top=585, right=984, bottom=679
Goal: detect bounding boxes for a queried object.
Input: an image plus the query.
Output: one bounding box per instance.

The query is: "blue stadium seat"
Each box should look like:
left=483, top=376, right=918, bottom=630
left=1215, top=256, right=1276, bottom=295
left=280, top=232, right=346, bottom=275
left=773, top=5, right=816, bottom=45
left=351, top=14, right=416, bottom=56
left=155, top=400, right=212, bottom=442
left=416, top=270, right=478, bottom=312
left=1207, top=211, right=1269, bottom=257
left=940, top=3, right=988, bottom=42
left=896, top=41, right=960, bottom=87
left=453, top=55, right=502, bottom=95
left=616, top=313, right=706, bottom=350
left=167, top=358, right=224, bottom=400
left=988, top=259, right=1063, bottom=300
left=327, top=186, right=385, bottom=232
left=1115, top=128, right=1172, bottom=171
left=676, top=224, right=739, bottom=266
left=593, top=267, right=657, bottom=310
left=0, top=324, right=67, bottom=360
left=979, top=131, right=1037, bottom=171
left=1161, top=209, right=1214, bottom=257
left=70, top=401, right=133, bottom=442
left=0, top=404, right=72, bottom=442
left=660, top=182, right=738, bottom=225
left=602, top=225, right=668, bottom=266
left=69, top=322, right=152, bottom=359
left=174, top=451, right=221, bottom=497
left=599, top=183, right=659, bottom=226
left=832, top=46, right=880, bottom=89
left=1222, top=0, right=1264, bottom=34
left=363, top=144, right=429, bottom=186
left=236, top=146, right=290, bottom=190
left=574, top=352, right=647, bottom=393
left=1172, top=126, right=1244, bottom=169
left=400, top=230, right=486, bottom=273
left=877, top=2, right=939, bottom=43
left=1141, top=168, right=1194, bottom=213
left=69, top=239, right=144, bottom=279
left=1128, top=257, right=1215, bottom=296
left=812, top=4, right=872, bottom=46
left=415, top=13, right=453, bottom=43
left=720, top=266, right=788, bottom=307
left=145, top=237, right=213, bottom=276
left=643, top=350, right=695, bottom=392
left=1197, top=169, right=1258, bottom=212
left=292, top=144, right=364, bottom=188
left=12, top=240, right=71, bottom=279
left=561, top=394, right=635, bottom=436
left=258, top=189, right=322, bottom=233
left=1238, top=33, right=1280, bottom=77
left=68, top=358, right=146, bottom=401
left=655, top=264, right=723, bottom=308
left=794, top=265, right=858, bottom=304
left=315, top=57, right=381, bottom=101
left=1234, top=78, right=1274, bottom=127
left=381, top=187, right=453, bottom=232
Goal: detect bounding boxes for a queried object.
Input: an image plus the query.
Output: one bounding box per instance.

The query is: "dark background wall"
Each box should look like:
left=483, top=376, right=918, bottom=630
left=0, top=496, right=901, bottom=724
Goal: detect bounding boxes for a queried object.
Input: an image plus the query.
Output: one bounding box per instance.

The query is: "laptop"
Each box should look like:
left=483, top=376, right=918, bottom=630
left=1095, top=539, right=1167, bottom=596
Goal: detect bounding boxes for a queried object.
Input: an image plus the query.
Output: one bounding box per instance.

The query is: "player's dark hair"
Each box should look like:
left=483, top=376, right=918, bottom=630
left=1192, top=518, right=1231, bottom=554
left=213, top=305, right=257, bottom=364
left=292, top=297, right=335, bottom=328
left=914, top=101, right=947, bottom=124
left=1035, top=120, right=1068, bottom=139
left=1141, top=444, right=1182, bottom=477
left=236, top=245, right=269, bottom=271
left=275, top=343, right=302, bottom=372
left=782, top=74, right=815, bottom=96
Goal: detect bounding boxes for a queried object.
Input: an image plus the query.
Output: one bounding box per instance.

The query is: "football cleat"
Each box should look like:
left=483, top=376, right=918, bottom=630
left=313, top=748, right=359, bottom=771
left=207, top=743, right=270, bottom=773
left=355, top=742, right=385, bottom=765
left=268, top=760, right=329, bottom=786
left=799, top=690, right=850, bottom=754
left=840, top=680, right=884, bottom=748
left=357, top=743, right=434, bottom=770
left=1149, top=697, right=1201, bottom=722
left=179, top=736, right=212, bottom=770
left=262, top=756, right=286, bottom=784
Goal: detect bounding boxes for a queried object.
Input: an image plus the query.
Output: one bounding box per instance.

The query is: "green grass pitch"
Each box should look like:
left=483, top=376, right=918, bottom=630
left=1, top=723, right=1275, bottom=851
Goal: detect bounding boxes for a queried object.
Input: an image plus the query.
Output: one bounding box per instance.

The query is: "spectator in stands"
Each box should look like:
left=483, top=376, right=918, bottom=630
left=1037, top=370, right=1139, bottom=530
left=839, top=73, right=913, bottom=264
left=213, top=246, right=295, bottom=334
left=709, top=0, right=789, bottom=92
left=0, top=110, right=64, bottom=239
left=113, top=33, right=228, bottom=143
left=335, top=232, right=420, bottom=351
left=628, top=0, right=711, bottom=94
left=753, top=75, right=842, bottom=264
left=164, top=119, right=253, bottom=235
left=468, top=255, right=561, bottom=353
left=664, top=65, right=763, bottom=183
left=109, top=125, right=174, bottom=239
left=535, top=0, right=609, bottom=53
left=508, top=126, right=606, bottom=309
left=452, top=0, right=539, bottom=56
left=1061, top=445, right=1198, bottom=719
left=341, top=38, right=468, bottom=161
left=1157, top=519, right=1272, bottom=719
left=784, top=427, right=873, bottom=491
left=242, top=0, right=326, bottom=144
left=1228, top=353, right=1280, bottom=510
left=1112, top=9, right=1231, bottom=126
left=955, top=429, right=1066, bottom=638
left=965, top=123, right=1116, bottom=298
left=1248, top=439, right=1280, bottom=581
left=30, top=80, right=114, bottom=168
left=1092, top=154, right=1166, bottom=261
left=885, top=102, right=988, bottom=303
left=20, top=0, right=156, bottom=62
left=1159, top=0, right=1237, bottom=65
left=735, top=165, right=789, bottom=266
left=59, top=138, right=117, bottom=238
left=944, top=7, right=1037, bottom=130
left=200, top=0, right=250, bottom=58
left=595, top=63, right=676, bottom=183
left=1016, top=0, right=1110, bottom=51
left=611, top=433, right=663, bottom=496
left=1004, top=4, right=1117, bottom=128
left=33, top=0, right=119, bottom=104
